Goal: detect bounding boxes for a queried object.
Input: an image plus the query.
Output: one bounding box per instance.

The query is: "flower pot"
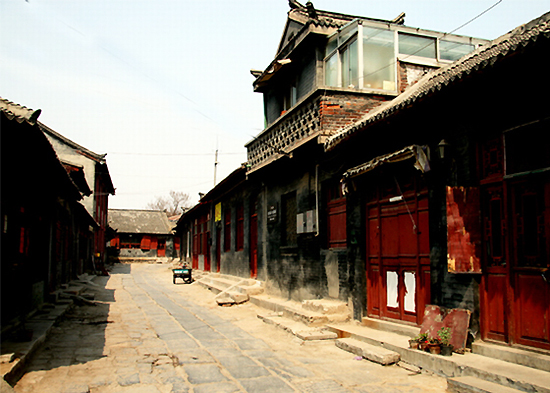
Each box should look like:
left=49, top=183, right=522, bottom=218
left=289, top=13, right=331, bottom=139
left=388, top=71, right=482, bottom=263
left=428, top=343, right=441, bottom=355
left=440, top=344, right=453, bottom=356
left=419, top=342, right=429, bottom=351
left=409, top=340, right=419, bottom=349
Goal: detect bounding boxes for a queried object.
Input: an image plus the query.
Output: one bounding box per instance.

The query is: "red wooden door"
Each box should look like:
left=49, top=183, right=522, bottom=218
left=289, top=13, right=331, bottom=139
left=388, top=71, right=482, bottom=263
left=480, top=184, right=509, bottom=342
left=157, top=239, right=166, bottom=257
left=249, top=197, right=258, bottom=278
left=366, top=173, right=430, bottom=325
left=479, top=135, right=550, bottom=350
left=327, top=183, right=346, bottom=249
left=509, top=180, right=550, bottom=349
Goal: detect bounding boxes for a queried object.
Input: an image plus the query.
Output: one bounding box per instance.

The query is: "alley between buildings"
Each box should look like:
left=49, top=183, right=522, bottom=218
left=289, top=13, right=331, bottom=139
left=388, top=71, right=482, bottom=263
left=13, top=263, right=447, bottom=393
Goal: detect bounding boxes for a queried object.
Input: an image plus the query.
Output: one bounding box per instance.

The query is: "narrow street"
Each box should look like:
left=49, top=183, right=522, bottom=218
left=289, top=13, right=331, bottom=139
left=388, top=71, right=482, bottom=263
left=14, top=263, right=447, bottom=393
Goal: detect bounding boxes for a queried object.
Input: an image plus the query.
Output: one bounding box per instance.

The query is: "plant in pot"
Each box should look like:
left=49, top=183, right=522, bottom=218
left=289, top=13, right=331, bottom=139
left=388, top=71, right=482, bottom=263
left=438, top=327, right=453, bottom=356
left=428, top=336, right=441, bottom=354
left=408, top=335, right=420, bottom=349
left=416, top=332, right=429, bottom=351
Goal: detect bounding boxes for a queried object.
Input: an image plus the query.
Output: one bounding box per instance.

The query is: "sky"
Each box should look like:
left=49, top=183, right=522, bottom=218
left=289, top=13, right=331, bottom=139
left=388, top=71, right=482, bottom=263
left=1, top=0, right=549, bottom=210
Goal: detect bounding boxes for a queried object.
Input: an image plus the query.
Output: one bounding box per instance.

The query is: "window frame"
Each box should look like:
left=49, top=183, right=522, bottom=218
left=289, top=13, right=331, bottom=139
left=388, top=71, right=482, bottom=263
left=324, top=21, right=396, bottom=92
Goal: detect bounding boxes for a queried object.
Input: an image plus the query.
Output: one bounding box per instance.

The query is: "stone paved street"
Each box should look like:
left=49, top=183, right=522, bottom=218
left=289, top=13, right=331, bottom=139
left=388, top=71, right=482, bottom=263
left=14, top=263, right=448, bottom=392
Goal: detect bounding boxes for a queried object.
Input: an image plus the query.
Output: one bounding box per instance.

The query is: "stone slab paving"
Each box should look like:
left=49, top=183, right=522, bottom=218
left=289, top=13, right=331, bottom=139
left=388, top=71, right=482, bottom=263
left=14, top=263, right=447, bottom=392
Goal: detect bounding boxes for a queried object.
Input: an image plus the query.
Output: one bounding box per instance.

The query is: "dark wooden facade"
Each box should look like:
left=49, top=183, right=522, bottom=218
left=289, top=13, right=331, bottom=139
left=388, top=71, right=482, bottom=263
left=1, top=101, right=98, bottom=324
left=176, top=5, right=550, bottom=352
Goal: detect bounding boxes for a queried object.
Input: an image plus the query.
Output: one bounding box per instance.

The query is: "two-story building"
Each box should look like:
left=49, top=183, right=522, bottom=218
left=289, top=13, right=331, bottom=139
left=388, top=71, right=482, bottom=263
left=244, top=3, right=487, bottom=301
left=178, top=2, right=486, bottom=298
left=177, top=3, right=549, bottom=352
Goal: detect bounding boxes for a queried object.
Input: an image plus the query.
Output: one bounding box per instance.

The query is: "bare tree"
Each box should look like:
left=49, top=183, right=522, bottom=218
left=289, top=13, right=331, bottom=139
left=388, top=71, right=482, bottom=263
left=146, top=191, right=191, bottom=216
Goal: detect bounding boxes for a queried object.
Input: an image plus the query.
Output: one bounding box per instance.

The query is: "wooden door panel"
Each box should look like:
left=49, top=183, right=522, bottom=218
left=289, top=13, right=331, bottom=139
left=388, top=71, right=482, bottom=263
left=516, top=273, right=550, bottom=348
left=368, top=217, right=380, bottom=256
left=367, top=265, right=380, bottom=317
left=485, top=274, right=507, bottom=341
left=398, top=211, right=417, bottom=255
left=381, top=214, right=398, bottom=256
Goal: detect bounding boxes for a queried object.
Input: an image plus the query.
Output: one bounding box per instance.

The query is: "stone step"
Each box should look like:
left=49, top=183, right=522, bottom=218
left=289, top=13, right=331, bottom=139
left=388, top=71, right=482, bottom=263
left=447, top=376, right=524, bottom=393
left=472, top=341, right=550, bottom=373
left=301, top=299, right=350, bottom=315
left=258, top=313, right=338, bottom=341
left=250, top=295, right=350, bottom=326
left=335, top=337, right=400, bottom=366
left=362, top=316, right=419, bottom=338
left=215, top=291, right=249, bottom=306
left=282, top=306, right=330, bottom=327
left=326, top=323, right=550, bottom=393
left=198, top=275, right=263, bottom=296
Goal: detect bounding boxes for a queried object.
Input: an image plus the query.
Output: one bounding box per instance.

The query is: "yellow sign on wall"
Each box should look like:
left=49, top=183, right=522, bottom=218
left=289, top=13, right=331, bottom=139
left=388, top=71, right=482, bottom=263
left=215, top=203, right=222, bottom=222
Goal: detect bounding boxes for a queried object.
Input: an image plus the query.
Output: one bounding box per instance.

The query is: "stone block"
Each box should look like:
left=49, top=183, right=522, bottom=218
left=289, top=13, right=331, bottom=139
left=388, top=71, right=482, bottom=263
left=335, top=338, right=400, bottom=365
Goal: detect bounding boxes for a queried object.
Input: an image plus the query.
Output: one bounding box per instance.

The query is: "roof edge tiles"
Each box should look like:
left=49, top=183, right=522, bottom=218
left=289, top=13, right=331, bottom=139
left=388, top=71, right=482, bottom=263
left=0, top=97, right=41, bottom=125
left=39, top=122, right=107, bottom=164
left=324, top=11, right=550, bottom=152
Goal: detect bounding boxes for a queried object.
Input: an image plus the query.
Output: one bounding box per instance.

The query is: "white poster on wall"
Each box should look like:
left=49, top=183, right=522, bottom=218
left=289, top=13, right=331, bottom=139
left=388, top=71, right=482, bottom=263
left=386, top=271, right=399, bottom=308
left=404, top=271, right=416, bottom=313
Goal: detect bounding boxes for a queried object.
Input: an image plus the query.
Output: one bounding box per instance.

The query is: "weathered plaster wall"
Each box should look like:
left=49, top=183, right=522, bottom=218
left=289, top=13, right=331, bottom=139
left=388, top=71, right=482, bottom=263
left=44, top=135, right=97, bottom=216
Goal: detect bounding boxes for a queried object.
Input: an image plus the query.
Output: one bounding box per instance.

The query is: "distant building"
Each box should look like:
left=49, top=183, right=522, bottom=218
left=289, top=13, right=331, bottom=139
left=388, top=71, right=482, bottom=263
left=108, top=209, right=177, bottom=261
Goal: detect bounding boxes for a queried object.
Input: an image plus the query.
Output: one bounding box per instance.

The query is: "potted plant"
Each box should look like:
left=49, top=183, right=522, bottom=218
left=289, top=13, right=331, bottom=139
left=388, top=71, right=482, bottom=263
left=408, top=336, right=420, bottom=349
left=438, top=327, right=453, bottom=356
left=428, top=336, right=441, bottom=354
left=416, top=332, right=429, bottom=351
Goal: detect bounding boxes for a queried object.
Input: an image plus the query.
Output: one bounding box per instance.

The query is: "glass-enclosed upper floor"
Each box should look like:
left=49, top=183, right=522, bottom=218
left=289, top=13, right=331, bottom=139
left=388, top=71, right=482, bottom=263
left=324, top=19, right=487, bottom=93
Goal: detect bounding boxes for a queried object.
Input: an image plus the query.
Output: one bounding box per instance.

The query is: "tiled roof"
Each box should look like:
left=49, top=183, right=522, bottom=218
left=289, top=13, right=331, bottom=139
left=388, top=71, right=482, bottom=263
left=0, top=97, right=41, bottom=125
left=324, top=11, right=550, bottom=151
left=108, top=209, right=173, bottom=235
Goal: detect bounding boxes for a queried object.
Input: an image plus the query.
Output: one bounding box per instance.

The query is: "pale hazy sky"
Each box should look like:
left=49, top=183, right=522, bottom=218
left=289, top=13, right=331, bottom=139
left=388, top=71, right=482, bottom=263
left=1, top=0, right=548, bottom=209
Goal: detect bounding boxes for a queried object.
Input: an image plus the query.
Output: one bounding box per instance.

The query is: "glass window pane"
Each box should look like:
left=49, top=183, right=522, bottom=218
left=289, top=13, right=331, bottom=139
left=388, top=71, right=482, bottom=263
left=342, top=47, right=349, bottom=88
left=339, top=23, right=358, bottom=45
left=399, top=33, right=436, bottom=59
left=325, top=53, right=338, bottom=87
left=326, top=35, right=338, bottom=57
left=341, top=40, right=358, bottom=88
left=348, top=40, right=358, bottom=88
left=440, top=40, right=475, bottom=61
left=363, top=27, right=395, bottom=90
